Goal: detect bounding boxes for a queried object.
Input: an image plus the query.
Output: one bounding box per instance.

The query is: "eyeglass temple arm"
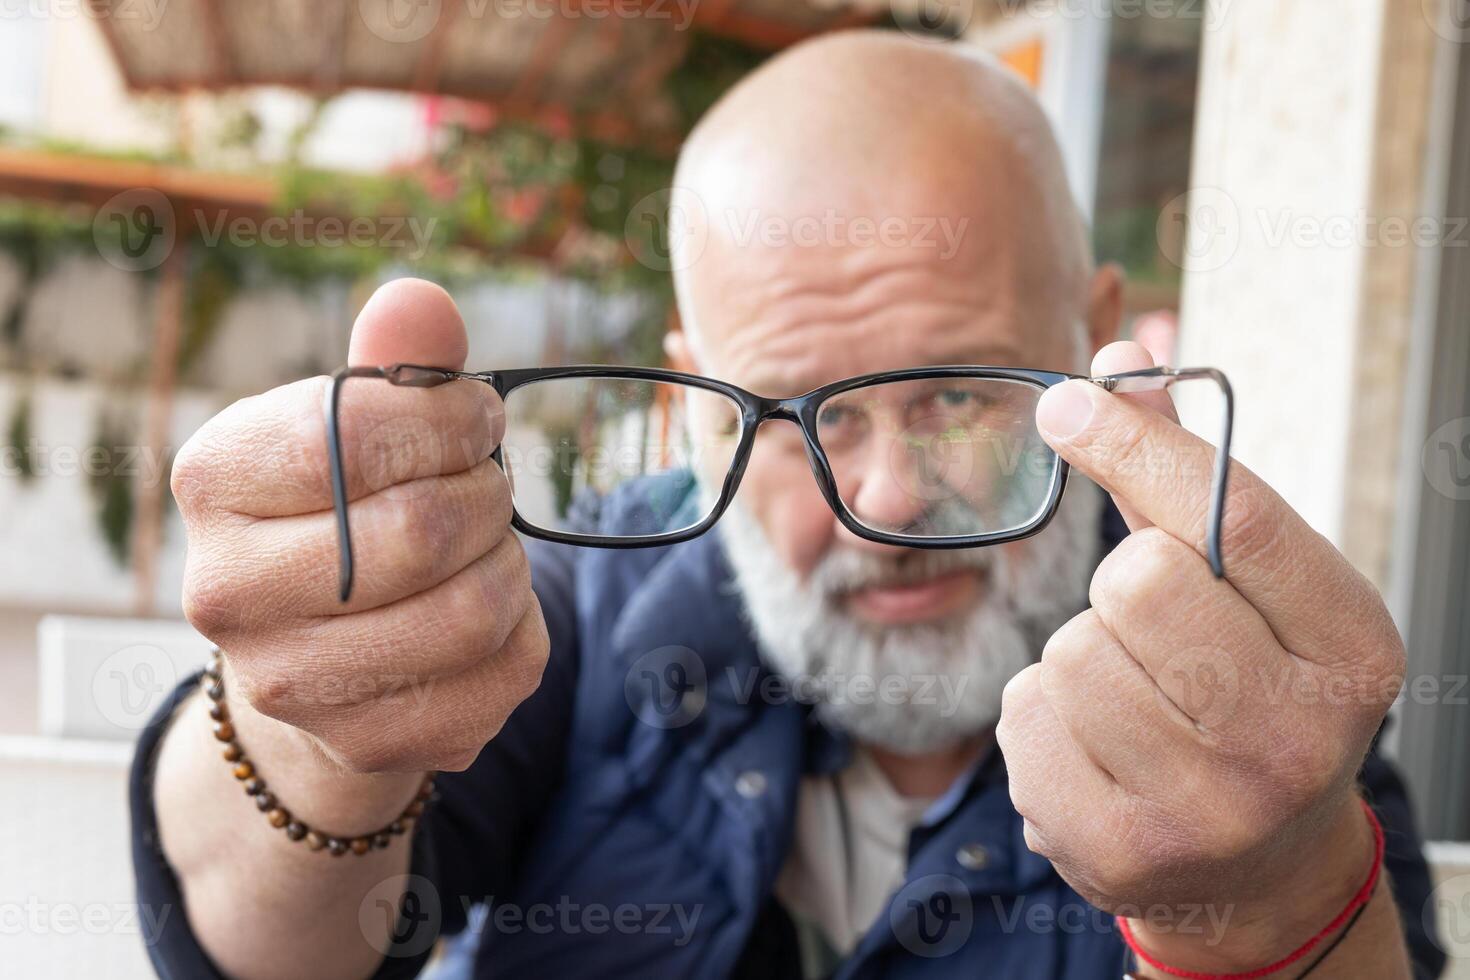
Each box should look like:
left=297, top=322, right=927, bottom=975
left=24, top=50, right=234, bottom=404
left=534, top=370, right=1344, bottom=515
left=326, top=367, right=386, bottom=602
left=327, top=365, right=499, bottom=602
left=1088, top=366, right=1235, bottom=579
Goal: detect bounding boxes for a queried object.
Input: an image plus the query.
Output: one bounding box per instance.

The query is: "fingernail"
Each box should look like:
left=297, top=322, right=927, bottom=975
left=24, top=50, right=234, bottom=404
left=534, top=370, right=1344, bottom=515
left=1036, top=382, right=1095, bottom=439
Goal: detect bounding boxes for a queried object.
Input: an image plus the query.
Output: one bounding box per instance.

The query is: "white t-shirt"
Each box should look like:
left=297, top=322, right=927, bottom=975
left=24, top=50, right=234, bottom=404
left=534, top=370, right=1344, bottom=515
left=774, top=748, right=938, bottom=969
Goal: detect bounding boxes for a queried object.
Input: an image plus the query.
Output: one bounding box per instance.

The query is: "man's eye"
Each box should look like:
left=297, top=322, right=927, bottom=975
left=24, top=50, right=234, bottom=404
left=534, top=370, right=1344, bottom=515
left=936, top=388, right=976, bottom=408
left=817, top=405, right=857, bottom=429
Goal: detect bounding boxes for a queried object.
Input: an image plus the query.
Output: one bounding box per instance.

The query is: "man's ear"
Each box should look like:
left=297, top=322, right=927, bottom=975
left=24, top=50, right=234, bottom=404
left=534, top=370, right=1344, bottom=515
left=663, top=319, right=698, bottom=373
left=1085, top=262, right=1125, bottom=355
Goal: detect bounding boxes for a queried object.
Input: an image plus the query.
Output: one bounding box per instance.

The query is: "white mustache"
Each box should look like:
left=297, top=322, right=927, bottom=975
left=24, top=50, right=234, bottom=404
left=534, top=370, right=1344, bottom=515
left=807, top=542, right=995, bottom=595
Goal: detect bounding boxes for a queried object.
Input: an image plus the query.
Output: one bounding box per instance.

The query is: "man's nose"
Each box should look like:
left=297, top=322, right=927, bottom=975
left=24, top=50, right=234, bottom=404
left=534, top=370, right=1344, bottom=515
left=833, top=439, right=932, bottom=550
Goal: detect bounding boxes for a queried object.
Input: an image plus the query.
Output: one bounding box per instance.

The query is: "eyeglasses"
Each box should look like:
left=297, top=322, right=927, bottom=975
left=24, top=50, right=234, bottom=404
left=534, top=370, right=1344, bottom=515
left=325, top=364, right=1234, bottom=602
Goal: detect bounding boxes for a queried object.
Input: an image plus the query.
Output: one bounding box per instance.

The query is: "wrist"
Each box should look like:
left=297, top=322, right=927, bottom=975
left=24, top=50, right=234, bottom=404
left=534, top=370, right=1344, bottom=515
left=215, top=656, right=429, bottom=835
left=1122, top=792, right=1374, bottom=977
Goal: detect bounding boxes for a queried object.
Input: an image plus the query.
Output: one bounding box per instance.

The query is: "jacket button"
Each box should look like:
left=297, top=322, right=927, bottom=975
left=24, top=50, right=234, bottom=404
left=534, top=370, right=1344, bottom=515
left=955, top=843, right=989, bottom=870
left=735, top=770, right=768, bottom=799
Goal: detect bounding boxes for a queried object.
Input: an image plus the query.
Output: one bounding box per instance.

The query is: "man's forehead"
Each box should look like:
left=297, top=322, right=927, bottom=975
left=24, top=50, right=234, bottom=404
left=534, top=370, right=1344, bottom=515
left=680, top=208, right=1077, bottom=393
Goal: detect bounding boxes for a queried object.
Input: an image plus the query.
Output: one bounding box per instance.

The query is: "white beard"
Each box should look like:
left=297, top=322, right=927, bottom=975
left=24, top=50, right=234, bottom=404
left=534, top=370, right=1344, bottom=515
left=716, top=480, right=1102, bottom=754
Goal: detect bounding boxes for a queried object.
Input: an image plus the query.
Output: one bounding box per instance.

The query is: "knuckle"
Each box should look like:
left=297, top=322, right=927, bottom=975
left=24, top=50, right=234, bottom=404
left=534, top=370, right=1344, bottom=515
left=182, top=563, right=240, bottom=639
left=1217, top=482, right=1281, bottom=565
left=502, top=604, right=551, bottom=703
left=998, top=662, right=1043, bottom=737
left=1090, top=526, right=1189, bottom=621
left=1039, top=610, right=1108, bottom=693
left=235, top=664, right=300, bottom=720
left=169, top=435, right=214, bottom=517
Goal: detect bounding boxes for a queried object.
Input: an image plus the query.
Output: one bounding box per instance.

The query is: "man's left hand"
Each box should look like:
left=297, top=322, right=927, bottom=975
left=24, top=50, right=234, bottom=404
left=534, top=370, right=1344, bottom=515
left=996, top=341, right=1407, bottom=974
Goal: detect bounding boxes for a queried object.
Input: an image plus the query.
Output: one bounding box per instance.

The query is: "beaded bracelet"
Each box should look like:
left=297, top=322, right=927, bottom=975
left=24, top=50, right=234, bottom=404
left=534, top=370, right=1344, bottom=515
left=202, top=647, right=435, bottom=857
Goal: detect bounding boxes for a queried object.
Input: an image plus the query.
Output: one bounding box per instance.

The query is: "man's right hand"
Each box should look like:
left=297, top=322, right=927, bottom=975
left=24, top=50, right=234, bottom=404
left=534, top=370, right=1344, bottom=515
left=171, top=277, right=550, bottom=775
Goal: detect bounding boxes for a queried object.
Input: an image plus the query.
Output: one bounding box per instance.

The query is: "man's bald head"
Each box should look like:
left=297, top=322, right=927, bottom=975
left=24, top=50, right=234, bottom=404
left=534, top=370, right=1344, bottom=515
left=670, top=30, right=1096, bottom=376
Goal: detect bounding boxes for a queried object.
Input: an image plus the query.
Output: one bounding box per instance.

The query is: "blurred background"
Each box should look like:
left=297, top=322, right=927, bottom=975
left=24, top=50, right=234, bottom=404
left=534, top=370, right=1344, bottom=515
left=1, top=0, right=1468, bottom=975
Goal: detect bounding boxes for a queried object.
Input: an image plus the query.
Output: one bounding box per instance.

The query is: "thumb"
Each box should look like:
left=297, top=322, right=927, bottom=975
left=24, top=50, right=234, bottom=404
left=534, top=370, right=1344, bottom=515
left=348, top=278, right=469, bottom=371
left=1080, top=340, right=1179, bottom=535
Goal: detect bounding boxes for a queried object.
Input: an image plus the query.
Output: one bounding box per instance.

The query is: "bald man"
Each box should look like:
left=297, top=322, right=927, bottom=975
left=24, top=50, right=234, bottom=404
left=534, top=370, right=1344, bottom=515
left=133, top=31, right=1440, bottom=980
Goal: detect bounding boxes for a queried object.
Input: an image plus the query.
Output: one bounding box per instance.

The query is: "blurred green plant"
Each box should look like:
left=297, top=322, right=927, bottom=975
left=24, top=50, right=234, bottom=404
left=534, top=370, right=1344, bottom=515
left=4, top=390, right=35, bottom=483
left=87, top=410, right=135, bottom=567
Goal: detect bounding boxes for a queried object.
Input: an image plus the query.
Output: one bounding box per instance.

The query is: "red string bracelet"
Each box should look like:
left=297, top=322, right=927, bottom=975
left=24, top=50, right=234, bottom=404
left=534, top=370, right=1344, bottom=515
left=1116, top=799, right=1385, bottom=980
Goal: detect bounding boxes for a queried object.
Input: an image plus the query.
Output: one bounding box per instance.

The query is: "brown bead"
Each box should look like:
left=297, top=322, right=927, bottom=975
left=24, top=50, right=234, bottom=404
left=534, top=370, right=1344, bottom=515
left=267, top=808, right=290, bottom=829
left=372, top=833, right=391, bottom=850
left=232, top=762, right=255, bottom=781
left=208, top=703, right=228, bottom=722
left=350, top=837, right=372, bottom=856
left=204, top=660, right=222, bottom=681
left=416, top=780, right=435, bottom=801
left=222, top=744, right=243, bottom=763
left=254, top=792, right=276, bottom=812
left=212, top=721, right=234, bottom=742
left=403, top=801, right=424, bottom=819
left=285, top=822, right=307, bottom=842
left=243, top=778, right=265, bottom=796
left=304, top=831, right=327, bottom=851
left=205, top=682, right=224, bottom=701
left=327, top=838, right=348, bottom=856
left=388, top=820, right=406, bottom=836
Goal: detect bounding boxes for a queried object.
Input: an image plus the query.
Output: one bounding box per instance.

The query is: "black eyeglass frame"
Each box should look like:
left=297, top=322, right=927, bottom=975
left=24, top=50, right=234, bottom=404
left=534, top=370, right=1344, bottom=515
left=325, top=363, right=1233, bottom=602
